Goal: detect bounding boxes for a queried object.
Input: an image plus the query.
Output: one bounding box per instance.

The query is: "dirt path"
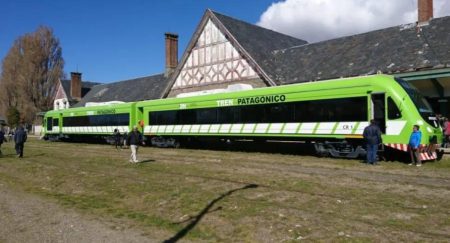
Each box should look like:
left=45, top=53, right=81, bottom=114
left=0, top=183, right=155, bottom=243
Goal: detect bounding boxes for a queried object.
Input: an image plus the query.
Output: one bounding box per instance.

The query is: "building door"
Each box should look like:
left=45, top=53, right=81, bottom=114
left=371, top=93, right=386, bottom=133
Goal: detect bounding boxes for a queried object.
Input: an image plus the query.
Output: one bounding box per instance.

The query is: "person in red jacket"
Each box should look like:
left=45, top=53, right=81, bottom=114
left=444, top=118, right=450, bottom=148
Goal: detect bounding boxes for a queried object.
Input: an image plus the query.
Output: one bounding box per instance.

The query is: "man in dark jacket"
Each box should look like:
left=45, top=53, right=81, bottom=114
left=363, top=119, right=382, bottom=165
left=126, top=126, right=144, bottom=163
left=113, top=128, right=121, bottom=149
left=14, top=125, right=27, bottom=158
left=0, top=128, right=5, bottom=155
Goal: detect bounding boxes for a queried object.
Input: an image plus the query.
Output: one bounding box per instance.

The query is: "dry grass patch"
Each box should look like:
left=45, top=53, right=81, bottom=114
left=0, top=139, right=449, bottom=242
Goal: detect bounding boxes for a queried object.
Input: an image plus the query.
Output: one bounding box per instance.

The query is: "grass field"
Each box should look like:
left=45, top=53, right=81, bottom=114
left=1, top=139, right=450, bottom=242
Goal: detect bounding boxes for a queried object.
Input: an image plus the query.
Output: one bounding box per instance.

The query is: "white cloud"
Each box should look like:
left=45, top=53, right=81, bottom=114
left=257, top=0, right=450, bottom=43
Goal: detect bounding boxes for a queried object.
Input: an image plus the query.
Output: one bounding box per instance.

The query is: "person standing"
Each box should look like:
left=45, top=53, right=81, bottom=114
left=113, top=128, right=121, bottom=149
left=0, top=128, right=5, bottom=155
left=408, top=125, right=422, bottom=167
left=122, top=132, right=128, bottom=148
left=126, top=126, right=144, bottom=163
left=363, top=119, right=382, bottom=165
left=444, top=118, right=450, bottom=148
left=14, top=125, right=27, bottom=158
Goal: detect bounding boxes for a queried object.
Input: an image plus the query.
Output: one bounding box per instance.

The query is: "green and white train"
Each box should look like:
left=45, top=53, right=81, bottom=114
left=44, top=74, right=443, bottom=160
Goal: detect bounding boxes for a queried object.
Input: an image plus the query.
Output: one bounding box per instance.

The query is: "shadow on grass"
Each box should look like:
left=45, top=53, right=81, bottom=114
left=163, top=183, right=259, bottom=243
left=0, top=153, right=46, bottom=158
left=0, top=153, right=15, bottom=158
left=30, top=153, right=46, bottom=157
left=138, top=159, right=155, bottom=164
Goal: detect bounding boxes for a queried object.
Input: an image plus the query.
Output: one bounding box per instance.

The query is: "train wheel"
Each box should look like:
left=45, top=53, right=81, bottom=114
left=314, top=143, right=329, bottom=157
left=173, top=141, right=180, bottom=148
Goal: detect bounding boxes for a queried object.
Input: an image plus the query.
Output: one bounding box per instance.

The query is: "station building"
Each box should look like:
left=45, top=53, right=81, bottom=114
left=55, top=0, right=450, bottom=116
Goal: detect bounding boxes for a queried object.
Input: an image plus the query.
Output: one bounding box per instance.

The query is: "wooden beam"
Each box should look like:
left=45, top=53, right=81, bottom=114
left=395, top=68, right=450, bottom=81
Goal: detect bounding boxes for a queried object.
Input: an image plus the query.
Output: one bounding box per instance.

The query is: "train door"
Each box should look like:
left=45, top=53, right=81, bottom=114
left=53, top=118, right=59, bottom=132
left=138, top=107, right=144, bottom=132
left=371, top=93, right=386, bottom=133
left=47, top=117, right=53, bottom=131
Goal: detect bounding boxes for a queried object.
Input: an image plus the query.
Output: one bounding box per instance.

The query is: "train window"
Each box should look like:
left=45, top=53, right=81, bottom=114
left=295, top=97, right=367, bottom=122
left=89, top=115, right=100, bottom=126
left=63, top=114, right=129, bottom=127
left=266, top=103, right=294, bottom=123
left=160, top=111, right=177, bottom=124
left=180, top=109, right=196, bottom=124
left=241, top=105, right=264, bottom=123
left=388, top=97, right=401, bottom=119
left=218, top=107, right=236, bottom=123
left=149, top=112, right=160, bottom=125
left=148, top=96, right=367, bottom=125
left=53, top=118, right=59, bottom=126
left=197, top=108, right=217, bottom=124
left=150, top=111, right=177, bottom=125
left=117, top=114, right=130, bottom=125
left=47, top=118, right=53, bottom=131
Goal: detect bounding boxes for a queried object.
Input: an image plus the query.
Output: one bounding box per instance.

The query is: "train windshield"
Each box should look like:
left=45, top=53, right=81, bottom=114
left=395, top=78, right=438, bottom=127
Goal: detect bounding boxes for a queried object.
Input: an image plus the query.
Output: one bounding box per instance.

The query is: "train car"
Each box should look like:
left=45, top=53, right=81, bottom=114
left=136, top=74, right=443, bottom=160
left=44, top=102, right=137, bottom=142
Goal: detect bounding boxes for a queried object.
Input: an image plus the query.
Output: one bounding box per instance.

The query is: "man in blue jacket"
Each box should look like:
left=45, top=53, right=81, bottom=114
left=363, top=119, right=382, bottom=165
left=409, top=125, right=422, bottom=167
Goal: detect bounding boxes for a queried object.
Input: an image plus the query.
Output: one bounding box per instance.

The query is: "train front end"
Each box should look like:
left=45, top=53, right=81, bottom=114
left=390, top=78, right=444, bottom=161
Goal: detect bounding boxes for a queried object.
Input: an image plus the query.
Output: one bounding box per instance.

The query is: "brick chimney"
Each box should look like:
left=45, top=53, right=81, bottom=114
left=165, top=33, right=178, bottom=77
left=70, top=72, right=82, bottom=100
left=418, top=0, right=433, bottom=23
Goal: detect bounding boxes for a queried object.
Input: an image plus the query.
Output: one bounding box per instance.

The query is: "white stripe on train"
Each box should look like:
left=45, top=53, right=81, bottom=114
left=51, top=120, right=407, bottom=136
left=143, top=121, right=406, bottom=135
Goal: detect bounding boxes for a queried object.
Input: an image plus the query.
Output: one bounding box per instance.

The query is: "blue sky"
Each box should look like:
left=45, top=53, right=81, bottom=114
left=1, top=0, right=276, bottom=83
left=2, top=0, right=449, bottom=84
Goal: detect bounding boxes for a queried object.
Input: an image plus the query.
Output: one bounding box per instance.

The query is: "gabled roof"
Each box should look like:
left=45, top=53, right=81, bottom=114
left=60, top=79, right=100, bottom=101
left=212, top=11, right=307, bottom=53
left=266, top=16, right=450, bottom=85
left=211, top=10, right=308, bottom=84
left=162, top=9, right=308, bottom=96
left=74, top=74, right=168, bottom=107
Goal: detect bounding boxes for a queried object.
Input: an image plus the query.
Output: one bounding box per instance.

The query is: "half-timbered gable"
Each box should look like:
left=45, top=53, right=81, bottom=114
left=164, top=9, right=307, bottom=97
left=173, top=19, right=259, bottom=89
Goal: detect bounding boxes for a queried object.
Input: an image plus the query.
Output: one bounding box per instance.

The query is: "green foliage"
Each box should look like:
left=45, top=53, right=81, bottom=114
left=6, top=106, right=20, bottom=126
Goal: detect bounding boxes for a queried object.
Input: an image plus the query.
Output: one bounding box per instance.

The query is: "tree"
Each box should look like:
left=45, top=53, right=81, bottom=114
left=6, top=106, right=20, bottom=127
left=0, top=26, right=64, bottom=124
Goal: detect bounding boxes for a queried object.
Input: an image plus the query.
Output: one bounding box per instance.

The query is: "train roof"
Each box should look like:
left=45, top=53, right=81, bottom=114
left=45, top=101, right=134, bottom=116
left=138, top=74, right=398, bottom=106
